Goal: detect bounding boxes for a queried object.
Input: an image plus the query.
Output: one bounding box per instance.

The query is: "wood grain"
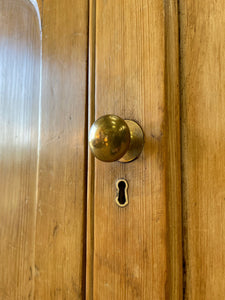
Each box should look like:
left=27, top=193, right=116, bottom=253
left=87, top=0, right=182, bottom=299
left=86, top=0, right=96, bottom=298
left=0, top=0, right=41, bottom=298
left=180, top=0, right=225, bottom=299
left=165, top=0, right=183, bottom=299
left=0, top=0, right=88, bottom=299
left=34, top=0, right=88, bottom=299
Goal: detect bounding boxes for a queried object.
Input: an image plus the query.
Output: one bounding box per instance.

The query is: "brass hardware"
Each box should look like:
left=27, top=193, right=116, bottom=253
left=89, top=115, right=144, bottom=162
left=118, top=119, right=144, bottom=163
left=115, top=179, right=128, bottom=207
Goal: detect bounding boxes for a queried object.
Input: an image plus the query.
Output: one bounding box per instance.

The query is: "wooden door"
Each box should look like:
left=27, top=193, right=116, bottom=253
left=1, top=0, right=224, bottom=299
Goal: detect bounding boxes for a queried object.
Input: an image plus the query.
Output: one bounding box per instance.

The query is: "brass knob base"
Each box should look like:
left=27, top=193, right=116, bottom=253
left=119, top=120, right=144, bottom=163
left=89, top=115, right=144, bottom=163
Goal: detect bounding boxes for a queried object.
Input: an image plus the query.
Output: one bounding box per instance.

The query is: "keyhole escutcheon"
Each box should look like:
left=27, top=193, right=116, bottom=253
left=115, top=179, right=129, bottom=207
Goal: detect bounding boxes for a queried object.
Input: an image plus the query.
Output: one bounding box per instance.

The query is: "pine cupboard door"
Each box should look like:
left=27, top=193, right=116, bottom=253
left=87, top=0, right=225, bottom=299
left=0, top=0, right=88, bottom=299
left=1, top=0, right=225, bottom=299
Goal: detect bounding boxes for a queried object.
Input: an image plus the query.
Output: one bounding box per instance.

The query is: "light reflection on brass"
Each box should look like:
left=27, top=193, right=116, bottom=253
left=89, top=115, right=144, bottom=163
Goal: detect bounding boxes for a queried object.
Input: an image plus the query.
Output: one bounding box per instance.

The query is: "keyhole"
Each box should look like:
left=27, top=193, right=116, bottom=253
left=118, top=181, right=126, bottom=204
left=115, top=179, right=128, bottom=207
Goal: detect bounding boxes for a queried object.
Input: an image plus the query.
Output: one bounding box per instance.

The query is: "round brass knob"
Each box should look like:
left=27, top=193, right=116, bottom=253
left=89, top=115, right=144, bottom=163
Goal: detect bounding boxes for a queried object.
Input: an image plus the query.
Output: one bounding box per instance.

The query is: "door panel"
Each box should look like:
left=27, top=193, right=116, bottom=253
left=34, top=1, right=88, bottom=299
left=0, top=1, right=41, bottom=298
left=0, top=0, right=88, bottom=299
left=180, top=0, right=225, bottom=299
left=87, top=1, right=182, bottom=299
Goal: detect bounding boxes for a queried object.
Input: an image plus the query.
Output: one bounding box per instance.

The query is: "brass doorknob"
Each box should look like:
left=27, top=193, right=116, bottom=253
left=89, top=115, right=144, bottom=162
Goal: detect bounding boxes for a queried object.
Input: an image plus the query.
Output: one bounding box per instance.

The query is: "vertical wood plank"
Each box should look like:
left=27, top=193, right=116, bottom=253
left=34, top=1, right=88, bottom=299
left=86, top=0, right=96, bottom=299
left=87, top=0, right=182, bottom=299
left=0, top=0, right=41, bottom=298
left=94, top=1, right=167, bottom=297
left=180, top=0, right=225, bottom=299
left=165, top=0, right=183, bottom=299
